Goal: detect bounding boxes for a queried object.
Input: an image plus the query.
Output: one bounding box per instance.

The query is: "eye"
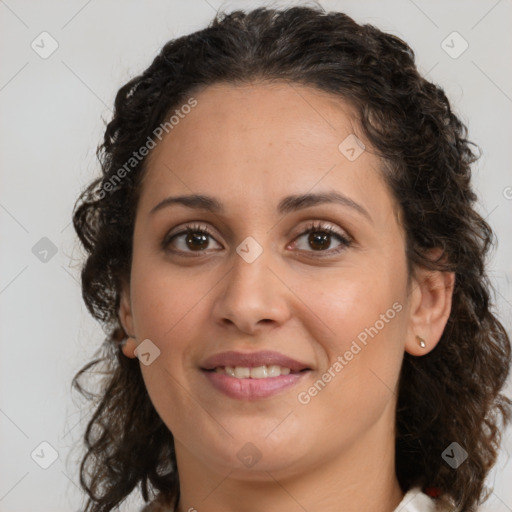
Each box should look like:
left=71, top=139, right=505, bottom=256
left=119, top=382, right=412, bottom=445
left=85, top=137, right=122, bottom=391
left=162, top=223, right=222, bottom=255
left=162, top=221, right=352, bottom=257
left=290, top=221, right=351, bottom=257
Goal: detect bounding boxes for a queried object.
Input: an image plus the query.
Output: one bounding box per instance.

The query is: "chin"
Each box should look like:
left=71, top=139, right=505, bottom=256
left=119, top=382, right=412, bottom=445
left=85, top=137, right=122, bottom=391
left=208, top=447, right=307, bottom=481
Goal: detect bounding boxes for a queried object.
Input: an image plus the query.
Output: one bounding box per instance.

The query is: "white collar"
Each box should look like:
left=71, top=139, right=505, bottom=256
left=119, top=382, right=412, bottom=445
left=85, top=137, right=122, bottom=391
left=393, top=486, right=439, bottom=512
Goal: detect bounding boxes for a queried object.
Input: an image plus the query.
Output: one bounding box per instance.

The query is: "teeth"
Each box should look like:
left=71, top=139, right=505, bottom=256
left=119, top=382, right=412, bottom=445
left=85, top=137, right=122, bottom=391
left=267, top=365, right=283, bottom=377
left=251, top=366, right=268, bottom=378
left=234, top=366, right=250, bottom=379
left=223, top=366, right=235, bottom=377
left=215, top=365, right=292, bottom=378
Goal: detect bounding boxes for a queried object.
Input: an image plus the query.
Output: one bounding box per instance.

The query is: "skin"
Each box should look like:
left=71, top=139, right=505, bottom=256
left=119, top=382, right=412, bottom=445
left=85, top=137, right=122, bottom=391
left=119, top=82, right=455, bottom=512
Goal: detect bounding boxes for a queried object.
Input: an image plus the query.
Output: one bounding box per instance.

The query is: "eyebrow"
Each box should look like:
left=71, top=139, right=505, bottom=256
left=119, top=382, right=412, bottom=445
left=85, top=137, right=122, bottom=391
left=149, top=191, right=372, bottom=222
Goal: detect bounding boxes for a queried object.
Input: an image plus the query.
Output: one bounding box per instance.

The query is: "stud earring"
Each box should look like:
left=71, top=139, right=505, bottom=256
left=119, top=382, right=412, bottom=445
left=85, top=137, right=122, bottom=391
left=416, top=335, right=426, bottom=348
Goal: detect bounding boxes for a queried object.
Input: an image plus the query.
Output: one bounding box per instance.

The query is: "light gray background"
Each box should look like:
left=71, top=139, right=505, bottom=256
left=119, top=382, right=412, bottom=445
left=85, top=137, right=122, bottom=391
left=1, top=1, right=511, bottom=511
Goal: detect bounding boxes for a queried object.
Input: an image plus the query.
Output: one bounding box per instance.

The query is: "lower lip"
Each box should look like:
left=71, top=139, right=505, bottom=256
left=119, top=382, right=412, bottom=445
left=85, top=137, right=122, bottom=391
left=202, top=370, right=309, bottom=400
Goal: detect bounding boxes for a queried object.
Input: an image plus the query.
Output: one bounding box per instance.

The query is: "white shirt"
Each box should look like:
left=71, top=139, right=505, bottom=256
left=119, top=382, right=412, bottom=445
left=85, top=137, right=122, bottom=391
left=394, top=486, right=440, bottom=511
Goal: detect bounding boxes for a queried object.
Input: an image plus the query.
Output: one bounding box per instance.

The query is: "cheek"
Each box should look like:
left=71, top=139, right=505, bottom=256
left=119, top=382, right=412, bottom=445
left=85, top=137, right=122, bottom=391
left=130, top=265, right=206, bottom=436
left=291, top=296, right=405, bottom=455
left=130, top=257, right=204, bottom=340
left=293, top=260, right=407, bottom=356
left=322, top=284, right=405, bottom=359
left=292, top=261, right=407, bottom=414
left=129, top=262, right=205, bottom=400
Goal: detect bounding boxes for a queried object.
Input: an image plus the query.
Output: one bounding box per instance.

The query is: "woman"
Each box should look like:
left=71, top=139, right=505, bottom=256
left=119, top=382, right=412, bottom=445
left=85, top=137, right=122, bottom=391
left=72, top=6, right=511, bottom=512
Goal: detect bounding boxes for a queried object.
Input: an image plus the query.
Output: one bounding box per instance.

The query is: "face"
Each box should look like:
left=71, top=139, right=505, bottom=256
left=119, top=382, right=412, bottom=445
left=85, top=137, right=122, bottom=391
left=120, top=82, right=438, bottom=480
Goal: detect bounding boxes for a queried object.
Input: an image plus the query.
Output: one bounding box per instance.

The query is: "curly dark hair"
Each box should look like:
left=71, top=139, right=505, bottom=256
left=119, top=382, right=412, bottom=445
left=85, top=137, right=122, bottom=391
left=71, top=5, right=512, bottom=512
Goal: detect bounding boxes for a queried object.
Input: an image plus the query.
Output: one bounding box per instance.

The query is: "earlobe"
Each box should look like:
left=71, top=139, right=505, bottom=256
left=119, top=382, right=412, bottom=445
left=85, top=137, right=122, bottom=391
left=405, top=259, right=455, bottom=357
left=121, top=337, right=137, bottom=359
left=119, top=281, right=137, bottom=359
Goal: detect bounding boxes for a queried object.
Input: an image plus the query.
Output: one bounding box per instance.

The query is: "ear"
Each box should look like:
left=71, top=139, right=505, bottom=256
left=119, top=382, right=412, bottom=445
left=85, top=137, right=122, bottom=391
left=119, top=280, right=137, bottom=359
left=405, top=251, right=455, bottom=356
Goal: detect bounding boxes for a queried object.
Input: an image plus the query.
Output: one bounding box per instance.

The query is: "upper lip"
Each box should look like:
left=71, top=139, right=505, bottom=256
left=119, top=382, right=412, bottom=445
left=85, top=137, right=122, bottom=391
left=201, top=350, right=311, bottom=372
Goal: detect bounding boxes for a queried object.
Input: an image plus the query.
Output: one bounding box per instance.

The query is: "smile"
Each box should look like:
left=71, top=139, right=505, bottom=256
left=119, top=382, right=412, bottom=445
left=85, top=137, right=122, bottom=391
left=213, top=365, right=293, bottom=378
left=200, top=350, right=312, bottom=399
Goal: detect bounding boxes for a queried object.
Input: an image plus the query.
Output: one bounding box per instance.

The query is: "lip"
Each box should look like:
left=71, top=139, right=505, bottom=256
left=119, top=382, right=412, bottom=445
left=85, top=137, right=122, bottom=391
left=203, top=371, right=309, bottom=399
left=200, top=350, right=311, bottom=372
left=200, top=350, right=312, bottom=400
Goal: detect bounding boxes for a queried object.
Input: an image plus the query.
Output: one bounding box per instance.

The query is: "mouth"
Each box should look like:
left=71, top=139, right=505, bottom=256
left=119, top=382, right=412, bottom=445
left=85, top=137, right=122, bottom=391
left=200, top=351, right=312, bottom=399
left=205, top=364, right=309, bottom=379
left=201, top=350, right=312, bottom=373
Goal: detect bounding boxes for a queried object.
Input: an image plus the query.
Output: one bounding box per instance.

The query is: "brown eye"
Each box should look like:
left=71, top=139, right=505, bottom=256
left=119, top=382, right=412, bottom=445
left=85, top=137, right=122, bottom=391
left=162, top=221, right=351, bottom=258
left=162, top=223, right=222, bottom=254
left=184, top=231, right=209, bottom=251
left=292, top=221, right=351, bottom=257
left=307, top=231, right=331, bottom=251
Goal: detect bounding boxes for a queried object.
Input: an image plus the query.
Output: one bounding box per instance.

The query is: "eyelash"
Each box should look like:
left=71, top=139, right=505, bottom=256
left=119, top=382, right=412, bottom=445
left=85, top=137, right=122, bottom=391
left=162, top=221, right=352, bottom=258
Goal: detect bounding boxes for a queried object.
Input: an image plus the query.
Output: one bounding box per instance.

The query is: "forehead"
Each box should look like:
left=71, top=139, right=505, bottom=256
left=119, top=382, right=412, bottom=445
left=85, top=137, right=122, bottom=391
left=151, top=81, right=361, bottom=159
left=137, top=81, right=396, bottom=224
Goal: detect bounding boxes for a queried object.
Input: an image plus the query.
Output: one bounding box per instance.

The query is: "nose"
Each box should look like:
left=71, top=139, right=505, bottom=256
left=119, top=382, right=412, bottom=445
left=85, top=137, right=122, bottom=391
left=211, top=246, right=292, bottom=335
